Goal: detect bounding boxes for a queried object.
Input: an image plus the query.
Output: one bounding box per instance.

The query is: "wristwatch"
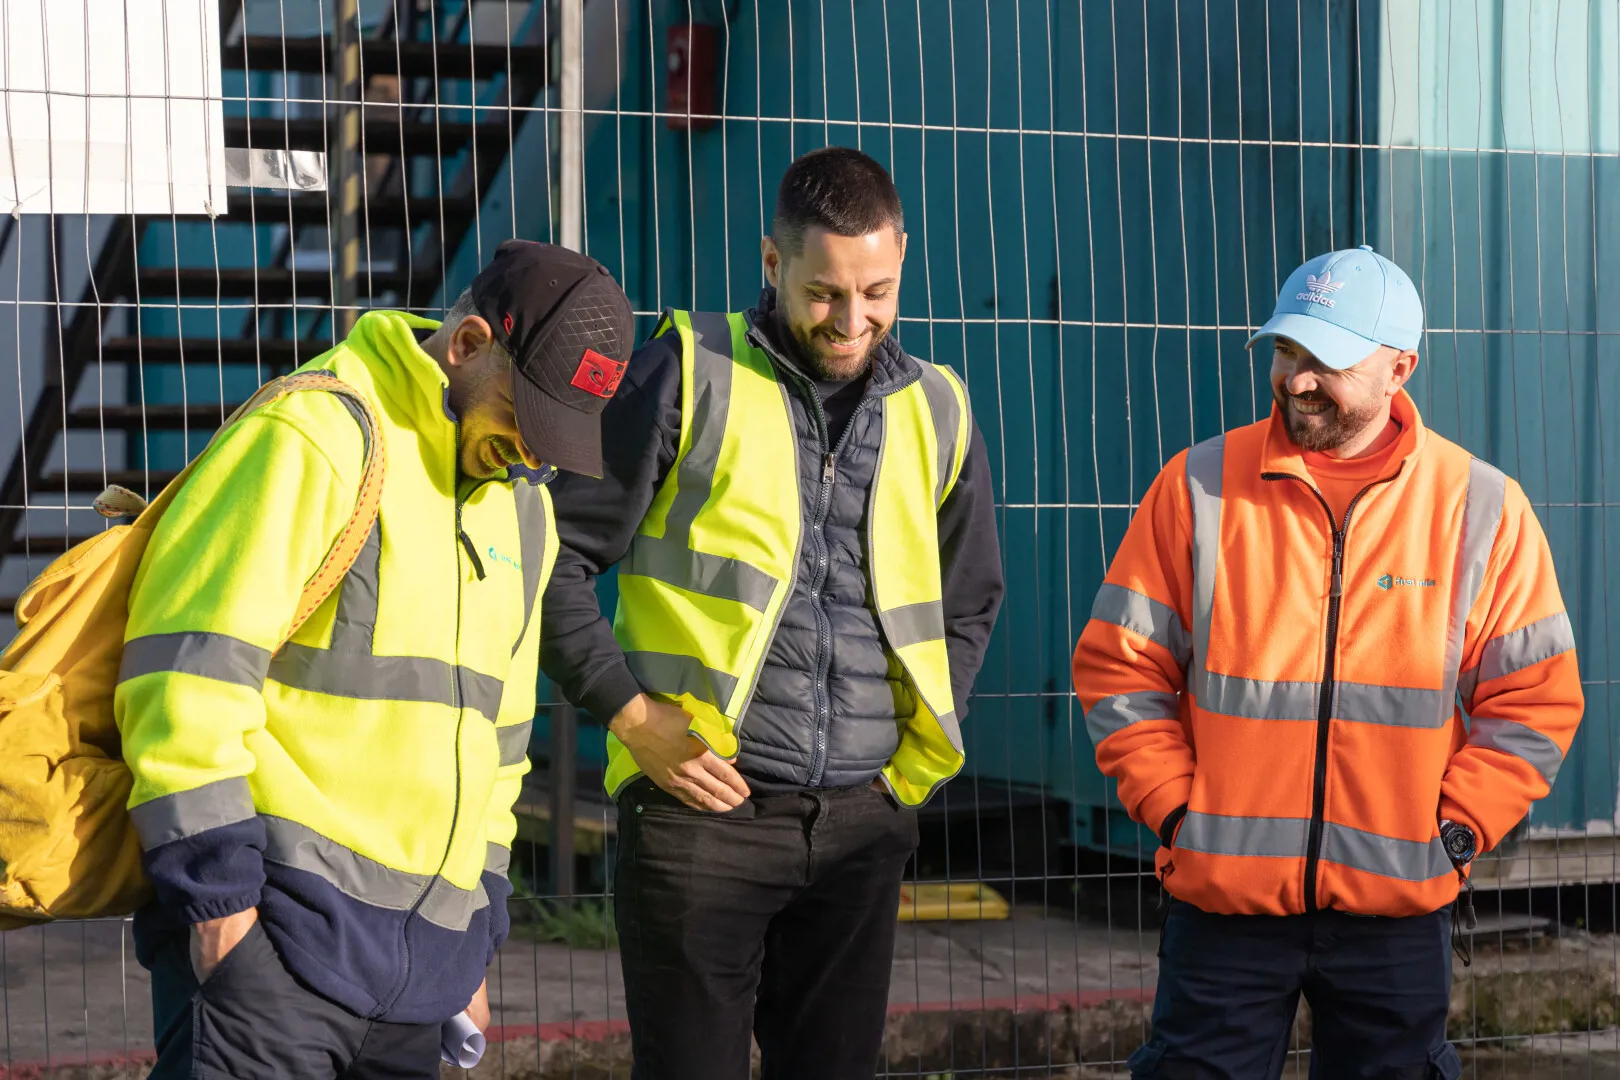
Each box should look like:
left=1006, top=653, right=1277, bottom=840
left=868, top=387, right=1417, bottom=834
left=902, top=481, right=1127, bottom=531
left=1439, top=819, right=1477, bottom=868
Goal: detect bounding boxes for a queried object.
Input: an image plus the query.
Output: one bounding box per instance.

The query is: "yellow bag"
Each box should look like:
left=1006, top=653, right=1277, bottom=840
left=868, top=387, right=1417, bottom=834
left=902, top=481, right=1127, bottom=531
left=0, top=372, right=386, bottom=927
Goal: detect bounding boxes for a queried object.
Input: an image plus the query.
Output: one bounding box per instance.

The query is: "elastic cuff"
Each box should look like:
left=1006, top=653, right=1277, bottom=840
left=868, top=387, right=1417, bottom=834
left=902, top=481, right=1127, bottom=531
left=182, top=892, right=261, bottom=926
left=1158, top=804, right=1189, bottom=849
left=578, top=658, right=645, bottom=725
left=1135, top=778, right=1193, bottom=845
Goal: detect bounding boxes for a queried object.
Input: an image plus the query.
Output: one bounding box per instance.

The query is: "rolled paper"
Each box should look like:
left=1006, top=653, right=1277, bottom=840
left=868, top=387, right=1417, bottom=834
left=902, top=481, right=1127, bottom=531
left=439, top=1010, right=486, bottom=1068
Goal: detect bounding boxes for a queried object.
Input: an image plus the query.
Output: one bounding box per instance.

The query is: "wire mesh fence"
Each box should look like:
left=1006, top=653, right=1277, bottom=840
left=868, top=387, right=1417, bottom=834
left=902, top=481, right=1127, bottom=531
left=1, top=0, right=1619, bottom=1076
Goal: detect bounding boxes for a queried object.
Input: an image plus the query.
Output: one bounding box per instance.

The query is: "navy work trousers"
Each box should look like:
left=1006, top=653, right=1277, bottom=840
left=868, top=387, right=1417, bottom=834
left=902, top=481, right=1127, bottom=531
left=1129, top=899, right=1461, bottom=1080
left=139, top=919, right=441, bottom=1080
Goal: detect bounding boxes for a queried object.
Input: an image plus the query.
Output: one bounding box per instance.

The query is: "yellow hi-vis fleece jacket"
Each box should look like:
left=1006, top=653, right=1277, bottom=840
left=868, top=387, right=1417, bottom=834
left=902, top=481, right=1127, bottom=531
left=114, top=311, right=557, bottom=1024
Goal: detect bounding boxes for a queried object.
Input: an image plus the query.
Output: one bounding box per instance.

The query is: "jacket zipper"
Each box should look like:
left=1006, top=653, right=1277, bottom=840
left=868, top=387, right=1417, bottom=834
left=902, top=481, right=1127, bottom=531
left=802, top=381, right=879, bottom=785
left=1264, top=465, right=1402, bottom=914
left=381, top=418, right=488, bottom=1014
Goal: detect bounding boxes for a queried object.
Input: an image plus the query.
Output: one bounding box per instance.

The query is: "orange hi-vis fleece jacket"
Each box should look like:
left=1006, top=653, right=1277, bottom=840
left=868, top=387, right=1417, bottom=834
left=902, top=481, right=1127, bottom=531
left=1073, top=390, right=1584, bottom=918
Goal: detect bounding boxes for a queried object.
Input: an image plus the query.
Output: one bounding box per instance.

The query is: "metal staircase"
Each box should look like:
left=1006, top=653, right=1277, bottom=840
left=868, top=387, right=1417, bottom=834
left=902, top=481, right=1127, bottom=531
left=0, top=0, right=557, bottom=593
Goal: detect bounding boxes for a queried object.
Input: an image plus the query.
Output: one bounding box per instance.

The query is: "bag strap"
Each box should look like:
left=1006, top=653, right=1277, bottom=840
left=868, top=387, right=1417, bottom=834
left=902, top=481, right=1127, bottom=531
left=96, top=371, right=387, bottom=646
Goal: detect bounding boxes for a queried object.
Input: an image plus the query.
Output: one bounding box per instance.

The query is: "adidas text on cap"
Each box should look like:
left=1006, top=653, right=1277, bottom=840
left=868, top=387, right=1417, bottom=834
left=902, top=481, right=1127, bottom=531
left=1245, top=244, right=1424, bottom=371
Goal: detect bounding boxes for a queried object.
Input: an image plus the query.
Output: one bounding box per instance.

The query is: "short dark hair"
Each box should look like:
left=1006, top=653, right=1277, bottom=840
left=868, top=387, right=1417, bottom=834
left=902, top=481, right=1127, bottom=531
left=771, top=146, right=904, bottom=257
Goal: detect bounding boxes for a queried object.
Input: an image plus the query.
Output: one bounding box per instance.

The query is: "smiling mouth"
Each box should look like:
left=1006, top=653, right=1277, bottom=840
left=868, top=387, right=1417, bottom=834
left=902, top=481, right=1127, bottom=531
left=819, top=329, right=867, bottom=353
left=1291, top=397, right=1333, bottom=416
left=482, top=439, right=521, bottom=472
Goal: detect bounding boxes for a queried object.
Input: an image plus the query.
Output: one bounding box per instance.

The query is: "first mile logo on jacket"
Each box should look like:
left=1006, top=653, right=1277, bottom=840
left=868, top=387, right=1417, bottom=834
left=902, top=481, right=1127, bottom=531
left=1377, top=572, right=1437, bottom=591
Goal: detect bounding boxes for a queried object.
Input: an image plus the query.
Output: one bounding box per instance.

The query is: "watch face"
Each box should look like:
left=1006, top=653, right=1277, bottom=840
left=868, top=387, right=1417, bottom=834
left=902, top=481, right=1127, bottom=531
left=1443, top=825, right=1475, bottom=861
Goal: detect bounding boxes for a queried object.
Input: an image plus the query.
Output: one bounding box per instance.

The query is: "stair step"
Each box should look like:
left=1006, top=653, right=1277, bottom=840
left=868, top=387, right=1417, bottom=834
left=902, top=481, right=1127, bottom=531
left=37, top=470, right=183, bottom=494
left=225, top=114, right=513, bottom=157
left=65, top=404, right=242, bottom=431
left=101, top=338, right=308, bottom=368
left=207, top=191, right=478, bottom=229
left=135, top=265, right=438, bottom=300
left=225, top=36, right=549, bottom=81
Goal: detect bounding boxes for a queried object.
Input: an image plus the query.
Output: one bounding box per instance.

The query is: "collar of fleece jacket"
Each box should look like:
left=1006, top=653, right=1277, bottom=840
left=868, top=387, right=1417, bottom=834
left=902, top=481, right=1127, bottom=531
left=1258, top=386, right=1430, bottom=486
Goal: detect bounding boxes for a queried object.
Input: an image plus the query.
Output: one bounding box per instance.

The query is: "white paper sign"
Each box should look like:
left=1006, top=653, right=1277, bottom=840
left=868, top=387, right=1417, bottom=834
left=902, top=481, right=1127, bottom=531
left=0, top=0, right=228, bottom=215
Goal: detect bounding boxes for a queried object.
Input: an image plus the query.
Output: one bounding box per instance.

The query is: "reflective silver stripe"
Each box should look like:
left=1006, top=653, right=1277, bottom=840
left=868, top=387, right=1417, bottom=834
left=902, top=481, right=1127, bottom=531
left=934, top=708, right=963, bottom=754
left=623, top=538, right=778, bottom=611
left=1198, top=674, right=1451, bottom=729
left=1467, top=717, right=1564, bottom=785
left=118, top=631, right=271, bottom=689
left=128, top=776, right=257, bottom=849
left=496, top=720, right=533, bottom=767
left=511, top=482, right=547, bottom=654
left=1089, top=583, right=1192, bottom=672
left=1320, top=821, right=1454, bottom=882
left=1460, top=611, right=1576, bottom=709
left=1084, top=690, right=1179, bottom=745
left=625, top=650, right=738, bottom=710
left=1175, top=811, right=1306, bottom=859
left=1198, top=673, right=1318, bottom=720
left=623, top=311, right=752, bottom=605
left=914, top=363, right=964, bottom=506
left=484, top=842, right=511, bottom=878
left=1177, top=813, right=1452, bottom=882
left=1442, top=459, right=1507, bottom=720
left=1336, top=682, right=1452, bottom=729
left=261, top=815, right=487, bottom=932
left=1185, top=435, right=1225, bottom=700
left=884, top=600, right=945, bottom=650
left=268, top=647, right=505, bottom=722
left=330, top=521, right=382, bottom=652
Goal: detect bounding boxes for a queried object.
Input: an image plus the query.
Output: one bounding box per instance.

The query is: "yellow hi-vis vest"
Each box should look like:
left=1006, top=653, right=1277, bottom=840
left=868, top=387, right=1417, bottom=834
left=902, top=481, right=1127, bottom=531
left=603, top=309, right=972, bottom=807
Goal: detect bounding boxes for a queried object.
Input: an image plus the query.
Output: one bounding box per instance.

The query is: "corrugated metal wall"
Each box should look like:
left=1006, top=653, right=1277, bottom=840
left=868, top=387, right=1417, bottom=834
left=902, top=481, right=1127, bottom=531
left=523, top=0, right=1619, bottom=853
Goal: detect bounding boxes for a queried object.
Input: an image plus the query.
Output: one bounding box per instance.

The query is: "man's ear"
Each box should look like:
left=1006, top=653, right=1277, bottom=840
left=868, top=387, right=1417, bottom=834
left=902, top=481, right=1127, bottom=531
left=1388, top=348, right=1419, bottom=396
left=447, top=315, right=494, bottom=369
left=761, top=235, right=783, bottom=289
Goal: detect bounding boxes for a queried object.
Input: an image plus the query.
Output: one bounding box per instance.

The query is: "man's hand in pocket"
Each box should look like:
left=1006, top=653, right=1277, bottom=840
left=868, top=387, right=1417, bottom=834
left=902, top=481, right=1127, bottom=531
left=609, top=694, right=750, bottom=811
left=190, top=907, right=259, bottom=983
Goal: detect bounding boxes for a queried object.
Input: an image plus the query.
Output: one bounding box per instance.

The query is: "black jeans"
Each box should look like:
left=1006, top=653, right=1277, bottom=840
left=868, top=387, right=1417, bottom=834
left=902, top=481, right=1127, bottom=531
left=143, top=919, right=441, bottom=1079
left=1129, top=900, right=1461, bottom=1080
left=613, top=776, right=919, bottom=1080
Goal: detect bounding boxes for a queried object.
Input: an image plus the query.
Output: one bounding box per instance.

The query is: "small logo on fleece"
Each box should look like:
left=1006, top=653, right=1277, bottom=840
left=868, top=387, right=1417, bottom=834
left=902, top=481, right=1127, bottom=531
left=1378, top=573, right=1436, bottom=591
left=570, top=348, right=626, bottom=398
left=1296, top=270, right=1346, bottom=309
left=485, top=545, right=521, bottom=572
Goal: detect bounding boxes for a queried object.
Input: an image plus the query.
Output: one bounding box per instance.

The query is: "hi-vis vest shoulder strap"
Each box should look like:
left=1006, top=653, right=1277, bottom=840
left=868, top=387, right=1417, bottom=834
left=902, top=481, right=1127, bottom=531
left=606, top=309, right=972, bottom=807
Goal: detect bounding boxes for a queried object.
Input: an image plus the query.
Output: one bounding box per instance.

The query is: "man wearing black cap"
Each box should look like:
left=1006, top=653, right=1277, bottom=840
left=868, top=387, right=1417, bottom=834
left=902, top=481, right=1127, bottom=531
left=118, top=239, right=632, bottom=1080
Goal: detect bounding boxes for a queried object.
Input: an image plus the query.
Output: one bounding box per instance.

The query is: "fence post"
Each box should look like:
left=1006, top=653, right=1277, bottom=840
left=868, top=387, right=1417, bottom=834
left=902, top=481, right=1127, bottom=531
left=331, top=0, right=362, bottom=337
left=558, top=0, right=584, bottom=252
left=549, top=702, right=577, bottom=897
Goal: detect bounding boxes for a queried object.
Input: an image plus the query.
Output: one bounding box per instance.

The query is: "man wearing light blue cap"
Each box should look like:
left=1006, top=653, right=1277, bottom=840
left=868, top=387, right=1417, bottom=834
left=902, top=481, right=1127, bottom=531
left=1248, top=243, right=1425, bottom=458
left=1074, top=245, right=1584, bottom=1078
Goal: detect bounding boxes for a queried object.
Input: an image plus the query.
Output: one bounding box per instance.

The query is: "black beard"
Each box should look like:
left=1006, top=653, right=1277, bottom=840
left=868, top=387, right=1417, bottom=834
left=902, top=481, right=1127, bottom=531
left=1275, top=388, right=1383, bottom=452
left=778, top=314, right=884, bottom=381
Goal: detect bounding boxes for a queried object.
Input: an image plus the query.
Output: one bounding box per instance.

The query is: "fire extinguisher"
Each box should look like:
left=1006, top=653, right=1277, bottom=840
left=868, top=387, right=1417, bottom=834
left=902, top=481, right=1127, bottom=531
left=666, top=23, right=718, bottom=131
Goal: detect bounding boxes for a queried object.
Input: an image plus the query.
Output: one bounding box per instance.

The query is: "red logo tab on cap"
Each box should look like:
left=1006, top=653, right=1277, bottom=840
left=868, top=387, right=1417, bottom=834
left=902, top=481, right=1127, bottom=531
left=571, top=349, right=626, bottom=398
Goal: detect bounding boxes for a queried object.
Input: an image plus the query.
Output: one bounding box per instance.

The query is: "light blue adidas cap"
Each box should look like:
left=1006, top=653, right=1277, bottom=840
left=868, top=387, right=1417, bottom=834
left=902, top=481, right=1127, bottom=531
left=1245, top=244, right=1424, bottom=370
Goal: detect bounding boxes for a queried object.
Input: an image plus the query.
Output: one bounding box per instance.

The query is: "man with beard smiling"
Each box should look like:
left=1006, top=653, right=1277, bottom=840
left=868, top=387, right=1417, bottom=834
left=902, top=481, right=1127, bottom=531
left=1073, top=245, right=1585, bottom=1078
left=539, top=146, right=1004, bottom=1079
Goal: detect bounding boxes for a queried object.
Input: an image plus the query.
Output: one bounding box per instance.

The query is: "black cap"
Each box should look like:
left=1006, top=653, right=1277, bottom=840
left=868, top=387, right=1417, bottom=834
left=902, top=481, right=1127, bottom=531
left=464, top=238, right=634, bottom=478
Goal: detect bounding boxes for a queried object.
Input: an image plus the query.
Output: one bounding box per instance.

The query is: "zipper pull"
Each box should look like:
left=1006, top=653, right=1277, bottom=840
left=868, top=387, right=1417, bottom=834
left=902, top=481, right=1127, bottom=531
left=459, top=530, right=487, bottom=580
left=822, top=452, right=836, bottom=485
left=1330, top=532, right=1344, bottom=598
